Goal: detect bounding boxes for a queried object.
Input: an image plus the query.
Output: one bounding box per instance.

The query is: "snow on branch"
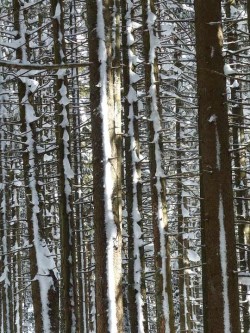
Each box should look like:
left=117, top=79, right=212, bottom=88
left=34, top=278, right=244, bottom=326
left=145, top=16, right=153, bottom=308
left=0, top=60, right=91, bottom=70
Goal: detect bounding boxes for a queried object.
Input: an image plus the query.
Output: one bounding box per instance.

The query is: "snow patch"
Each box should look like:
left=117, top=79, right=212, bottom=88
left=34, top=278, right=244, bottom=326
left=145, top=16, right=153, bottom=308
left=187, top=249, right=200, bottom=262
left=219, top=193, right=231, bottom=333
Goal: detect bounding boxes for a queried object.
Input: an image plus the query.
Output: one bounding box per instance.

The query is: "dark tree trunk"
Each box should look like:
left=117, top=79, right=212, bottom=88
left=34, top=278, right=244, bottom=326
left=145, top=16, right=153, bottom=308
left=194, top=0, right=240, bottom=332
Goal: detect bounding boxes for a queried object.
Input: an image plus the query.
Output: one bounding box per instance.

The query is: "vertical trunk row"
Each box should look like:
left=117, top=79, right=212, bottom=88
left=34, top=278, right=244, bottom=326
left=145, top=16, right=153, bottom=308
left=87, top=0, right=123, bottom=331
left=194, top=0, right=240, bottom=332
left=175, top=64, right=193, bottom=333
left=0, top=115, right=12, bottom=333
left=225, top=3, right=250, bottom=331
left=51, top=0, right=78, bottom=331
left=69, top=0, right=86, bottom=331
left=0, top=8, right=15, bottom=333
left=14, top=1, right=59, bottom=332
left=122, top=1, right=148, bottom=332
left=11, top=168, right=23, bottom=333
left=141, top=1, right=175, bottom=332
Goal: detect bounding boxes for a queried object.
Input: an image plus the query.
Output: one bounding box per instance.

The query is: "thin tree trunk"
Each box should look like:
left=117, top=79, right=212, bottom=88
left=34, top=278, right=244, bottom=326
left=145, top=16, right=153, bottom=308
left=141, top=0, right=175, bottom=332
left=0, top=117, right=12, bottom=333
left=122, top=1, right=148, bottom=331
left=69, top=0, right=86, bottom=330
left=51, top=0, right=78, bottom=331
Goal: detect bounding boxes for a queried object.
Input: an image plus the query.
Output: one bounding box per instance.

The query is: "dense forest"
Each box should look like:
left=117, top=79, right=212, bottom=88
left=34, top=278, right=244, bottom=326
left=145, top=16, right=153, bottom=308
left=0, top=0, right=249, bottom=332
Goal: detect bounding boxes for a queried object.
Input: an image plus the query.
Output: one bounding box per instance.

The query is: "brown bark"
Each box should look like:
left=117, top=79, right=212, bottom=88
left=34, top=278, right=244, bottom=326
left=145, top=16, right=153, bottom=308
left=121, top=1, right=149, bottom=331
left=194, top=0, right=240, bottom=332
left=86, top=0, right=123, bottom=331
left=141, top=0, right=175, bottom=332
left=86, top=2, right=107, bottom=331
left=50, top=0, right=78, bottom=331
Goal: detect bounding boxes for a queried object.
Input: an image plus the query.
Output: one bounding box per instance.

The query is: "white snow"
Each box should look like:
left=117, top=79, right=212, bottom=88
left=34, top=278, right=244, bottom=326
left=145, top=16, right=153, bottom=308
left=224, top=64, right=237, bottom=75
left=211, top=46, right=215, bottom=58
left=96, top=0, right=118, bottom=331
left=25, top=106, right=56, bottom=332
left=19, top=77, right=39, bottom=93
left=160, top=23, right=173, bottom=37
left=231, top=79, right=239, bottom=88
left=187, top=249, right=200, bottom=262
left=127, top=87, right=137, bottom=104
left=56, top=69, right=66, bottom=79
left=43, top=154, right=53, bottom=162
left=208, top=114, right=217, bottom=123
left=238, top=274, right=250, bottom=286
left=215, top=126, right=221, bottom=171
left=17, top=10, right=59, bottom=331
left=219, top=192, right=231, bottom=333
left=54, top=3, right=61, bottom=20
left=129, top=69, right=141, bottom=83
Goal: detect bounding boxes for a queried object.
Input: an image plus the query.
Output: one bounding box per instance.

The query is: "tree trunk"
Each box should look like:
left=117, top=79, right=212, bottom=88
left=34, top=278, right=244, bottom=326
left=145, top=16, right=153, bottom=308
left=194, top=0, right=240, bottom=331
left=86, top=0, right=123, bottom=331
left=141, top=0, right=175, bottom=332
left=122, top=1, right=149, bottom=332
left=51, top=0, right=79, bottom=331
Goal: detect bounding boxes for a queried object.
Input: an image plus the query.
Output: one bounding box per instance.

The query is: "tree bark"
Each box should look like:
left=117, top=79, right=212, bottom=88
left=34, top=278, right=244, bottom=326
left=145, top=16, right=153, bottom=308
left=141, top=0, right=175, bottom=332
left=194, top=0, right=240, bottom=332
left=122, top=1, right=149, bottom=331
left=86, top=0, right=123, bottom=331
left=51, top=0, right=78, bottom=331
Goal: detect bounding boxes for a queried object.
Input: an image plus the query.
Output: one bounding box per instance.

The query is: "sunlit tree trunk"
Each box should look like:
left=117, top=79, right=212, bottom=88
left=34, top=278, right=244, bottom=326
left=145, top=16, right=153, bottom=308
left=86, top=0, right=123, bottom=331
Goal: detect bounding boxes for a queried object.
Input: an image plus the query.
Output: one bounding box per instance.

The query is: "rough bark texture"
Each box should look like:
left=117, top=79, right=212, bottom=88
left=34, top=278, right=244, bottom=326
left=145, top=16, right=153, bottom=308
left=122, top=1, right=148, bottom=331
left=141, top=0, right=175, bottom=332
left=86, top=2, right=108, bottom=331
left=51, top=0, right=76, bottom=331
left=194, top=0, right=240, bottom=332
left=87, top=0, right=123, bottom=331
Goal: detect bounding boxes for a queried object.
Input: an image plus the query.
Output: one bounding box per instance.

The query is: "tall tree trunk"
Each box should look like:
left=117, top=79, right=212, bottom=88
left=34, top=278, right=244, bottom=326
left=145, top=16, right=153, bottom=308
left=141, top=0, right=175, bottom=332
left=194, top=0, right=240, bottom=332
left=69, top=0, right=86, bottom=330
left=86, top=0, right=123, bottom=331
left=176, top=78, right=193, bottom=333
left=0, top=117, right=12, bottom=333
left=122, top=1, right=148, bottom=332
left=51, top=0, right=78, bottom=331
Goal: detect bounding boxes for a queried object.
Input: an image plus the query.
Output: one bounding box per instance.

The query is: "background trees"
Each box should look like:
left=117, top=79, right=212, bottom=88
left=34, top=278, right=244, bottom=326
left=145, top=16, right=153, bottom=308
left=0, top=0, right=249, bottom=332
